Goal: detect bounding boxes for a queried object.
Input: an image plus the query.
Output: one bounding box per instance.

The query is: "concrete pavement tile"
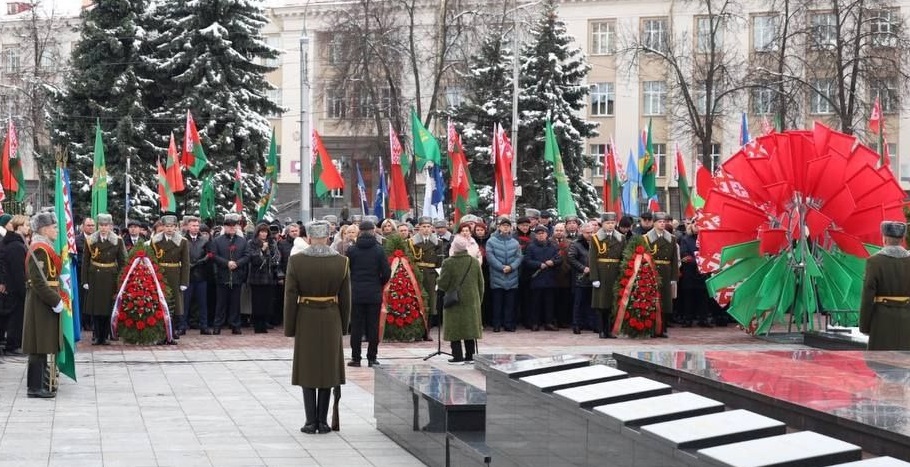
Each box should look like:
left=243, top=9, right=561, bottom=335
left=261, top=457, right=316, bottom=467
left=47, top=451, right=104, bottom=466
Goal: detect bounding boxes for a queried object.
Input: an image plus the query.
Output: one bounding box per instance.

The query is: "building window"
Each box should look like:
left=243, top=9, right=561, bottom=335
left=445, top=86, right=463, bottom=109
left=695, top=81, right=716, bottom=114
left=652, top=143, right=667, bottom=178
left=266, top=89, right=283, bottom=116
left=874, top=142, right=898, bottom=169
left=590, top=21, right=615, bottom=55
left=643, top=81, right=666, bottom=116
left=810, top=12, right=836, bottom=48
left=753, top=15, right=778, bottom=51
left=327, top=34, right=343, bottom=65
left=326, top=88, right=345, bottom=118
left=591, top=144, right=607, bottom=177
left=752, top=87, right=775, bottom=115
left=642, top=18, right=668, bottom=53
left=264, top=36, right=280, bottom=67
left=38, top=47, right=56, bottom=71
left=3, top=48, right=19, bottom=74
left=353, top=87, right=372, bottom=118
left=330, top=159, right=345, bottom=198
left=696, top=17, right=723, bottom=53
left=809, top=78, right=835, bottom=114
left=697, top=144, right=722, bottom=172
left=590, top=82, right=615, bottom=116
left=870, top=79, right=898, bottom=113
left=871, top=10, right=897, bottom=47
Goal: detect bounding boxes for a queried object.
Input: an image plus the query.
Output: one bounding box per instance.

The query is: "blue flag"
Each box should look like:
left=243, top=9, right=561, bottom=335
left=431, top=164, right=445, bottom=205
left=64, top=170, right=82, bottom=343
left=623, top=148, right=640, bottom=217
left=373, top=157, right=387, bottom=220
left=356, top=162, right=369, bottom=215
left=740, top=112, right=751, bottom=146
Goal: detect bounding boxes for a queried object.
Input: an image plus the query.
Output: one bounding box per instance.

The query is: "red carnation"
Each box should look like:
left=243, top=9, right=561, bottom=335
left=395, top=318, right=405, bottom=327
left=147, top=317, right=157, bottom=326
left=635, top=246, right=645, bottom=254
left=118, top=312, right=126, bottom=322
left=386, top=315, right=395, bottom=324
left=136, top=321, right=146, bottom=330
left=125, top=318, right=134, bottom=328
left=155, top=310, right=165, bottom=319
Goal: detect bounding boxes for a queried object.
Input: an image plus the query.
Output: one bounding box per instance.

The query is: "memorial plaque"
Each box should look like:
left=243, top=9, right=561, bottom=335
left=697, top=431, right=862, bottom=467
left=594, top=391, right=725, bottom=428
left=520, top=364, right=628, bottom=392
left=641, top=409, right=786, bottom=450
left=489, top=354, right=591, bottom=379
left=553, top=377, right=672, bottom=409
left=829, top=457, right=910, bottom=466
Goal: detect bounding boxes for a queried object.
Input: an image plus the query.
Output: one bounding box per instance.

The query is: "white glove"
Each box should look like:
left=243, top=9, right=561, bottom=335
left=83, top=284, right=89, bottom=290
left=180, top=286, right=188, bottom=292
left=592, top=281, right=601, bottom=288
left=52, top=302, right=64, bottom=314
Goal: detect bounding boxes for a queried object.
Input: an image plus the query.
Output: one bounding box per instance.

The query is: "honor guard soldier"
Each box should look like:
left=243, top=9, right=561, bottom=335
left=860, top=221, right=910, bottom=350
left=151, top=215, right=190, bottom=341
left=81, top=213, right=127, bottom=345
left=284, top=220, right=351, bottom=434
left=23, top=212, right=64, bottom=398
left=589, top=212, right=625, bottom=338
left=409, top=216, right=442, bottom=329
left=645, top=212, right=679, bottom=338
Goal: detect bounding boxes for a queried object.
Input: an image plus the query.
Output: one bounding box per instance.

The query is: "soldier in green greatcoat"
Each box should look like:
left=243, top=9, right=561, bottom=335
left=860, top=221, right=910, bottom=350
left=151, top=215, right=190, bottom=343
left=284, top=221, right=351, bottom=434
left=23, top=212, right=64, bottom=399
left=81, top=213, right=127, bottom=345
left=589, top=212, right=625, bottom=338
left=644, top=212, right=679, bottom=338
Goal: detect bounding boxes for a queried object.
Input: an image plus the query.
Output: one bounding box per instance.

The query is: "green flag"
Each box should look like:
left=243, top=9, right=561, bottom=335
left=641, top=118, right=657, bottom=199
left=54, top=166, right=77, bottom=381
left=91, top=120, right=107, bottom=219
left=200, top=173, right=215, bottom=221
left=410, top=108, right=441, bottom=174
left=257, top=129, right=278, bottom=222
left=543, top=118, right=577, bottom=217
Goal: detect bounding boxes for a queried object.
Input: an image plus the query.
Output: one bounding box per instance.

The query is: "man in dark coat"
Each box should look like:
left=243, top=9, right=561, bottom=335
left=632, top=212, right=653, bottom=236
left=183, top=216, right=212, bottom=334
left=275, top=223, right=300, bottom=326
left=122, top=220, right=147, bottom=252
left=589, top=212, right=625, bottom=338
left=523, top=226, right=561, bottom=331
left=567, top=222, right=595, bottom=334
left=74, top=216, right=95, bottom=331
left=211, top=214, right=250, bottom=335
left=644, top=212, right=679, bottom=338
left=81, top=213, right=127, bottom=345
left=860, top=221, right=910, bottom=350
left=345, top=221, right=391, bottom=367
left=151, top=215, right=190, bottom=341
left=0, top=215, right=29, bottom=353
left=284, top=220, right=351, bottom=434
left=23, top=212, right=64, bottom=398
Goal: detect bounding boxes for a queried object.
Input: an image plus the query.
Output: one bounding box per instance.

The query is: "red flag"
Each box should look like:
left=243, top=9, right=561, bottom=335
left=182, top=111, right=208, bottom=176
left=311, top=130, right=345, bottom=196
left=494, top=123, right=515, bottom=216
left=603, top=143, right=623, bottom=215
left=234, top=161, right=243, bottom=213
left=695, top=160, right=715, bottom=201
left=869, top=97, right=882, bottom=135
left=1, top=119, right=19, bottom=194
left=388, top=123, right=410, bottom=213
left=166, top=132, right=185, bottom=193
left=448, top=122, right=471, bottom=223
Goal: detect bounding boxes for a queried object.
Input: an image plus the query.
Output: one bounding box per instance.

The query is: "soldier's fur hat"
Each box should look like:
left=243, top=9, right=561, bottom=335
left=96, top=213, right=113, bottom=225
left=306, top=220, right=331, bottom=239
left=31, top=212, right=56, bottom=232
left=881, top=221, right=907, bottom=239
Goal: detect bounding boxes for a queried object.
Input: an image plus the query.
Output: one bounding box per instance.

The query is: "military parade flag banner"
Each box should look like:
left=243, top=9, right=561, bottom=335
left=55, top=166, right=78, bottom=381
left=91, top=120, right=108, bottom=218
left=388, top=123, right=411, bottom=213
left=257, top=129, right=278, bottom=222
left=640, top=119, right=657, bottom=199
left=623, top=148, right=640, bottom=217
left=447, top=122, right=477, bottom=223
left=603, top=140, right=622, bottom=215
left=200, top=174, right=216, bottom=221
left=312, top=129, right=345, bottom=199
left=157, top=158, right=176, bottom=212
left=183, top=111, right=208, bottom=177
left=674, top=143, right=696, bottom=219
left=410, top=108, right=441, bottom=174
left=166, top=132, right=185, bottom=193
left=373, top=156, right=387, bottom=220
left=356, top=162, right=369, bottom=215
left=493, top=123, right=515, bottom=217
left=543, top=118, right=577, bottom=218
left=233, top=161, right=243, bottom=213
left=2, top=119, right=25, bottom=202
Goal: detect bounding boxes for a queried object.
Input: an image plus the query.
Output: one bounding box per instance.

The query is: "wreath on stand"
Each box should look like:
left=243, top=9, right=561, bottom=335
left=110, top=243, right=173, bottom=345
left=380, top=233, right=428, bottom=342
left=612, top=236, right=662, bottom=338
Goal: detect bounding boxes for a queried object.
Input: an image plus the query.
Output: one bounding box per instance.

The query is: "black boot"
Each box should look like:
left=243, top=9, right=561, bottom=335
left=300, top=388, right=317, bottom=434
left=316, top=388, right=332, bottom=434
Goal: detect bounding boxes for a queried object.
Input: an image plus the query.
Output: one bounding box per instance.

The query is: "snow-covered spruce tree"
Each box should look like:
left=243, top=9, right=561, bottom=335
left=448, top=25, right=514, bottom=214
left=50, top=0, right=157, bottom=221
left=144, top=0, right=280, bottom=220
left=517, top=0, right=598, bottom=217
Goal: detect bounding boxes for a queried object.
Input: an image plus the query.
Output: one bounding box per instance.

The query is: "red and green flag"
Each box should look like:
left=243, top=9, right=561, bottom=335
left=447, top=122, right=477, bottom=223
left=2, top=119, right=25, bottom=202
left=388, top=123, right=411, bottom=213
left=640, top=118, right=657, bottom=199
left=233, top=161, right=244, bottom=213
left=166, top=132, right=185, bottom=193
left=543, top=118, right=577, bottom=217
left=183, top=110, right=208, bottom=177
left=603, top=139, right=623, bottom=215
left=91, top=120, right=108, bottom=218
left=674, top=144, right=696, bottom=219
left=257, top=129, right=278, bottom=221
left=157, top=158, right=176, bottom=212
left=312, top=129, right=345, bottom=199
left=410, top=108, right=441, bottom=175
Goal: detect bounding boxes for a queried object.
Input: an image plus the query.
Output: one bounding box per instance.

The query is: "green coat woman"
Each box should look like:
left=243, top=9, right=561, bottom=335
left=860, top=244, right=910, bottom=350
left=438, top=250, right=484, bottom=342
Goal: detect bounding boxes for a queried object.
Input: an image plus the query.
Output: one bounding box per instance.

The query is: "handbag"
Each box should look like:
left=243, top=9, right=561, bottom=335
left=443, top=263, right=472, bottom=308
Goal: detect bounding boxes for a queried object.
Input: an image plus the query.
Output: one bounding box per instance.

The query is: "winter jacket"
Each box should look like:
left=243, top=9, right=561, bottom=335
left=523, top=239, right=562, bottom=289
left=485, top=232, right=522, bottom=290
left=0, top=232, right=26, bottom=298
left=247, top=237, right=281, bottom=285
left=567, top=236, right=592, bottom=287
left=553, top=237, right=573, bottom=288
left=438, top=251, right=484, bottom=342
left=210, top=233, right=250, bottom=287
left=678, top=233, right=706, bottom=290
left=346, top=234, right=391, bottom=304
left=186, top=233, right=212, bottom=283
left=277, top=237, right=295, bottom=277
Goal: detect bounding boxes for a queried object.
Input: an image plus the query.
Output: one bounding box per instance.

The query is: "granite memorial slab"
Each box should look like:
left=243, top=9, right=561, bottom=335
left=519, top=364, right=628, bottom=392
left=553, top=377, right=672, bottom=409
left=593, top=391, right=726, bottom=429
left=487, top=354, right=591, bottom=379
left=829, top=457, right=910, bottom=466
left=640, top=409, right=787, bottom=450
left=697, top=431, right=862, bottom=467
left=473, top=353, right=536, bottom=374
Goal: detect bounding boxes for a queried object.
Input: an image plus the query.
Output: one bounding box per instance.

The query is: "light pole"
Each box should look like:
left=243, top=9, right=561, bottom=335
left=299, top=28, right=311, bottom=222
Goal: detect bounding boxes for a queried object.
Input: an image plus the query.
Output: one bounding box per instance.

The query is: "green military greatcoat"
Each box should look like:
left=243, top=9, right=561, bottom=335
left=438, top=252, right=484, bottom=342
left=860, top=246, right=910, bottom=350
left=82, top=232, right=127, bottom=317
left=644, top=229, right=679, bottom=324
left=409, top=233, right=442, bottom=316
left=151, top=232, right=190, bottom=317
left=284, top=245, right=351, bottom=389
left=589, top=229, right=626, bottom=311
left=23, top=237, right=63, bottom=355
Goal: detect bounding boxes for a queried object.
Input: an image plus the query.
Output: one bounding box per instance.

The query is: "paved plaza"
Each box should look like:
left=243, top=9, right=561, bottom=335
left=0, top=325, right=806, bottom=467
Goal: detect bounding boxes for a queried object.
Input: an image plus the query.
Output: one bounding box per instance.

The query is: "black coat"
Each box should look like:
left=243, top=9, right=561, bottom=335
left=187, top=233, right=212, bottom=283
left=567, top=237, right=592, bottom=287
left=524, top=240, right=562, bottom=289
left=1, top=232, right=26, bottom=298
left=277, top=238, right=295, bottom=276
left=346, top=234, right=391, bottom=304
left=247, top=237, right=280, bottom=285
left=679, top=234, right=706, bottom=290
left=210, top=233, right=250, bottom=286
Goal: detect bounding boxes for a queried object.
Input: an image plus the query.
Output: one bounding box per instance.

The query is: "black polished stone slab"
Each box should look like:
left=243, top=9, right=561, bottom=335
left=487, top=354, right=591, bottom=379
left=519, top=364, right=628, bottom=392
left=830, top=457, right=910, bottom=466
left=553, top=377, right=672, bottom=409
left=473, top=353, right=536, bottom=374
left=614, top=350, right=910, bottom=461
left=593, top=392, right=726, bottom=429
left=697, top=431, right=862, bottom=467
left=374, top=365, right=486, bottom=467
left=447, top=431, right=491, bottom=467
left=804, top=330, right=867, bottom=350
left=641, top=409, right=786, bottom=450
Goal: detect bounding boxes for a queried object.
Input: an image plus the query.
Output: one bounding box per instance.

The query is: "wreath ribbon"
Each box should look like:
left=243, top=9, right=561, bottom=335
left=378, top=252, right=427, bottom=341
left=110, top=256, right=173, bottom=342
left=612, top=252, right=663, bottom=336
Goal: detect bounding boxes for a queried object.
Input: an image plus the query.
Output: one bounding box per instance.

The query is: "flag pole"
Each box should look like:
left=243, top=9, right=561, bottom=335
left=124, top=154, right=130, bottom=222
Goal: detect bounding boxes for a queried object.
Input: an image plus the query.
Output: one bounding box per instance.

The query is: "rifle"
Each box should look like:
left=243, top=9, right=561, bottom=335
left=331, top=385, right=341, bottom=431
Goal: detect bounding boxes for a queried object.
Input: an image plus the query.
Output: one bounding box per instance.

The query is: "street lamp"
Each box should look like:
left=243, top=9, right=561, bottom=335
left=299, top=27, right=311, bottom=222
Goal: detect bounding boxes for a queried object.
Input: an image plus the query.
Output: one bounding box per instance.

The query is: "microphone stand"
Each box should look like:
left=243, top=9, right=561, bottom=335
left=423, top=311, right=450, bottom=360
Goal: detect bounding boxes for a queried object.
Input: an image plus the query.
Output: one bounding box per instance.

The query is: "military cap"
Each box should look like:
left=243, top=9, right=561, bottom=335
left=516, top=216, right=531, bottom=225
left=653, top=212, right=671, bottom=221
left=306, top=220, right=331, bottom=238
left=533, top=225, right=549, bottom=233
left=640, top=212, right=654, bottom=220
left=182, top=215, right=200, bottom=224
left=525, top=208, right=541, bottom=218
left=497, top=217, right=512, bottom=226
left=600, top=212, right=617, bottom=222
left=96, top=213, right=113, bottom=225
left=323, top=215, right=338, bottom=224
left=160, top=215, right=178, bottom=226
left=417, top=216, right=434, bottom=226
left=31, top=212, right=56, bottom=232
left=359, top=220, right=376, bottom=232
left=223, top=213, right=242, bottom=226
left=433, top=220, right=448, bottom=229
left=881, top=221, right=907, bottom=239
